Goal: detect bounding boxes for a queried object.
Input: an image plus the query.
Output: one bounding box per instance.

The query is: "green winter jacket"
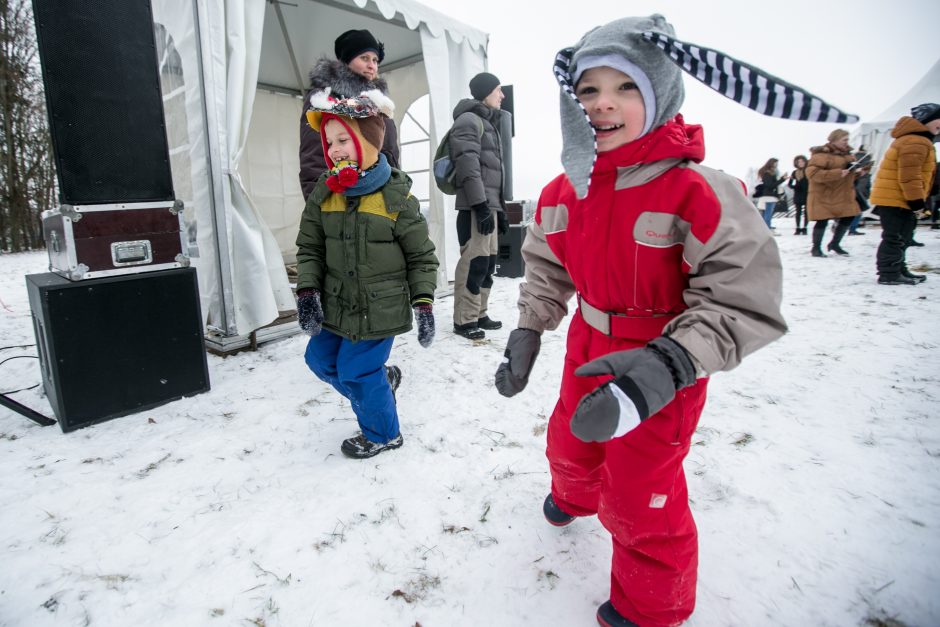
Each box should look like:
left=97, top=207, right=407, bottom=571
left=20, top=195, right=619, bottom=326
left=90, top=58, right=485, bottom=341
left=295, top=170, right=439, bottom=341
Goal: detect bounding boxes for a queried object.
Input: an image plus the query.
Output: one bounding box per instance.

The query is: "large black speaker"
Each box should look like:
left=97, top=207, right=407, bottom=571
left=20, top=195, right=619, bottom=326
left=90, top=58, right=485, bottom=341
left=26, top=268, right=210, bottom=432
left=496, top=224, right=526, bottom=278
left=32, top=0, right=173, bottom=204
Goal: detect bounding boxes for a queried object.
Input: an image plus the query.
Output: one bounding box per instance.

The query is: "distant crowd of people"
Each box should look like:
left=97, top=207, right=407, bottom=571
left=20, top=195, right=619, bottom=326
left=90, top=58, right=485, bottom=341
left=755, top=104, right=939, bottom=285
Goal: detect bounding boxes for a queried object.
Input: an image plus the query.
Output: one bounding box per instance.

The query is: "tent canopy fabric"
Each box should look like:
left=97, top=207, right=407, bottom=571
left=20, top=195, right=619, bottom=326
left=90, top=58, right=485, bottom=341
left=853, top=58, right=940, bottom=172
left=151, top=0, right=488, bottom=341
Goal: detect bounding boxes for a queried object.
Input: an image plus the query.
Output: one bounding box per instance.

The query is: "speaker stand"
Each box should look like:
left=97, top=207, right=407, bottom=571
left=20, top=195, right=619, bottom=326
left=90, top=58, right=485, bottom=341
left=0, top=392, right=56, bottom=427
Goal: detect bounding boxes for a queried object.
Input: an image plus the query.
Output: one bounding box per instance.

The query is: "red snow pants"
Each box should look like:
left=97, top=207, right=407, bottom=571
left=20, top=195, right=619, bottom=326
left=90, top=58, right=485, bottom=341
left=546, top=313, right=708, bottom=627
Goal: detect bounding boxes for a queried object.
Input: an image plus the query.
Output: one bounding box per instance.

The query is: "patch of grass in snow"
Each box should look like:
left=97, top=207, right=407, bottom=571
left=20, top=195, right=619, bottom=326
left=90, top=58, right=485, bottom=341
left=537, top=568, right=561, bottom=590
left=731, top=432, right=754, bottom=447
left=532, top=423, right=547, bottom=436
left=389, top=572, right=442, bottom=604
left=136, top=452, right=171, bottom=478
left=442, top=524, right=471, bottom=534
left=863, top=610, right=909, bottom=627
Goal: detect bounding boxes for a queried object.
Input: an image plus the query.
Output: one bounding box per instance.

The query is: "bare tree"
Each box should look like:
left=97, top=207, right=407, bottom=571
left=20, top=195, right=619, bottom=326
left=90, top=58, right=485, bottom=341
left=1, top=0, right=56, bottom=252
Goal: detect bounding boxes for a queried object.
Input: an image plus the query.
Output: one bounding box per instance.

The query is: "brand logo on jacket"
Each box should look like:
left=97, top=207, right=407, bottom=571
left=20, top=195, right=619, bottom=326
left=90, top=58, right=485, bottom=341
left=634, top=212, right=690, bottom=247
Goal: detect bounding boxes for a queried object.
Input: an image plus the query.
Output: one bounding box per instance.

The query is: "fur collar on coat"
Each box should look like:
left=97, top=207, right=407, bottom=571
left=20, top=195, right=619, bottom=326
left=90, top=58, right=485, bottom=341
left=307, top=58, right=389, bottom=98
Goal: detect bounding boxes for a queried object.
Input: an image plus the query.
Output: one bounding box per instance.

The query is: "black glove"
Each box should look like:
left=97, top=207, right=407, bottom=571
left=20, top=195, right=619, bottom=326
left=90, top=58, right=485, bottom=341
left=569, top=336, right=696, bottom=442
left=296, top=288, right=323, bottom=336
left=413, top=302, right=435, bottom=348
left=497, top=210, right=509, bottom=235
left=494, top=328, right=541, bottom=397
left=907, top=198, right=930, bottom=218
left=473, top=202, right=495, bottom=235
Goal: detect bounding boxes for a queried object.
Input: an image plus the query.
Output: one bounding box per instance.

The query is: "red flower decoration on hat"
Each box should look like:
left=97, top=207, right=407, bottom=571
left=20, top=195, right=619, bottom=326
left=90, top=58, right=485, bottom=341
left=325, top=160, right=360, bottom=193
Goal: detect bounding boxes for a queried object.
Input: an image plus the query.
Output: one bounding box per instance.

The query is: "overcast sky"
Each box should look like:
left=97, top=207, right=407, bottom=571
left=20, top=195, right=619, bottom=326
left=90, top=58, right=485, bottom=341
left=426, top=0, right=940, bottom=200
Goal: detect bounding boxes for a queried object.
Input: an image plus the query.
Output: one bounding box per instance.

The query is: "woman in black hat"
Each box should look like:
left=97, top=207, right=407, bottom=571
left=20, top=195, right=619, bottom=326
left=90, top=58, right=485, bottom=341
left=298, top=29, right=400, bottom=200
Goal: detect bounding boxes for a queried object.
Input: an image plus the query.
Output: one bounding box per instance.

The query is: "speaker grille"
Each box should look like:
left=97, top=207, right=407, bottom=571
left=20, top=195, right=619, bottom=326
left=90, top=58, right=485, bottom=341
left=33, top=0, right=174, bottom=204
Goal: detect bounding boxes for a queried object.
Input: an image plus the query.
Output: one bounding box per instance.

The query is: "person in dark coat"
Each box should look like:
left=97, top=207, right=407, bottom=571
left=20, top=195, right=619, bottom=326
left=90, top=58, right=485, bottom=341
left=788, top=155, right=809, bottom=234
left=298, top=29, right=400, bottom=200
left=450, top=72, right=510, bottom=340
left=755, top=157, right=788, bottom=229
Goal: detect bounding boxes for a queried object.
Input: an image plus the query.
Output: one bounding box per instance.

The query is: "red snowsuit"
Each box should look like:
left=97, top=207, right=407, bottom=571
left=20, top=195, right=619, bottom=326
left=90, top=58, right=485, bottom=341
left=517, top=117, right=786, bottom=626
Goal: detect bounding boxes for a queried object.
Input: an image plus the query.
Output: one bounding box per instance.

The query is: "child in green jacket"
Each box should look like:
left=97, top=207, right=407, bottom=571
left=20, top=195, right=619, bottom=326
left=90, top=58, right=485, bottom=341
left=295, top=88, right=438, bottom=459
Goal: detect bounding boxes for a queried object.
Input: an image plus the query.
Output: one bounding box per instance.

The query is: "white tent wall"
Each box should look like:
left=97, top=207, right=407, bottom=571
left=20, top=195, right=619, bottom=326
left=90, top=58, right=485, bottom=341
left=852, top=58, right=940, bottom=175
left=151, top=0, right=488, bottom=346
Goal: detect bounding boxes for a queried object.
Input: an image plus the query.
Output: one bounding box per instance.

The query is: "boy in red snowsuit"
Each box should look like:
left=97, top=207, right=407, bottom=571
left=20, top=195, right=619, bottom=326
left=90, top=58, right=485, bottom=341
left=495, top=15, right=792, bottom=626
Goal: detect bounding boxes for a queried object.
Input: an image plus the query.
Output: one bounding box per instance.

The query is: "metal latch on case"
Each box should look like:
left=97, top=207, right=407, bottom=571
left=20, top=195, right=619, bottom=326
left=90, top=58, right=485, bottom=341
left=111, top=240, right=153, bottom=266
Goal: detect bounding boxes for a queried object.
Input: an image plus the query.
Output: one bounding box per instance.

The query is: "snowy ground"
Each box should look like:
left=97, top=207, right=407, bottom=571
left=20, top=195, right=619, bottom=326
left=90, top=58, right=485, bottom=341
left=1, top=221, right=938, bottom=627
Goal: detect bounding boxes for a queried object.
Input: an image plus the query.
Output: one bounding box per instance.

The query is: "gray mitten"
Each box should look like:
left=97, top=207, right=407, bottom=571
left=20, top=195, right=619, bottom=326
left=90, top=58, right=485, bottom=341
left=569, top=336, right=696, bottom=442
left=494, top=328, right=541, bottom=397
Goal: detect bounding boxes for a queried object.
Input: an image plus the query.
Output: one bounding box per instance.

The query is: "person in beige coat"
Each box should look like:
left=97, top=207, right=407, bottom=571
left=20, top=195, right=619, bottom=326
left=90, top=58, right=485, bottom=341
left=806, top=129, right=862, bottom=257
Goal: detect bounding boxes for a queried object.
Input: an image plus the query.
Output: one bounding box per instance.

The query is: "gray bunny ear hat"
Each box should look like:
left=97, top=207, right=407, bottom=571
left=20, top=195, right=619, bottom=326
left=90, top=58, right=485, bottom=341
left=553, top=14, right=860, bottom=198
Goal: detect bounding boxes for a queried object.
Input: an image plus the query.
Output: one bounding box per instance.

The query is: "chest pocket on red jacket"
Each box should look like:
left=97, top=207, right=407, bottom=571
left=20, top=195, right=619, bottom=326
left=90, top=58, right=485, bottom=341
left=631, top=211, right=690, bottom=313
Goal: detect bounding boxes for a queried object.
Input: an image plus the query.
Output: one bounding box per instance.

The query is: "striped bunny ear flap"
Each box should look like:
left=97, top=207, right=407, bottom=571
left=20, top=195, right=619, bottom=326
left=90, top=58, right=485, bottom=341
left=641, top=31, right=859, bottom=124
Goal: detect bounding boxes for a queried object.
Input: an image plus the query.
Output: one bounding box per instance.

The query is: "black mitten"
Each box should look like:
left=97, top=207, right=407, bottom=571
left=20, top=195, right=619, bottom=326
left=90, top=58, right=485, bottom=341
left=569, top=336, right=696, bottom=442
left=296, top=288, right=324, bottom=336
left=474, top=202, right=495, bottom=235
left=497, top=210, right=509, bottom=235
left=494, top=328, right=541, bottom=397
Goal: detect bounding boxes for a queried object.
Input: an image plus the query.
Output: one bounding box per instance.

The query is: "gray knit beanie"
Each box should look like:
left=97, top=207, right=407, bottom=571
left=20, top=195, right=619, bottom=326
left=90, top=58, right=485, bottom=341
left=555, top=15, right=684, bottom=197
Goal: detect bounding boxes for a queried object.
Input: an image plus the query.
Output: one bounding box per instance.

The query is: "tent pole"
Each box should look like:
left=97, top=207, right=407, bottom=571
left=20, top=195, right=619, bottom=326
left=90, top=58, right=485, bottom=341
left=270, top=0, right=306, bottom=96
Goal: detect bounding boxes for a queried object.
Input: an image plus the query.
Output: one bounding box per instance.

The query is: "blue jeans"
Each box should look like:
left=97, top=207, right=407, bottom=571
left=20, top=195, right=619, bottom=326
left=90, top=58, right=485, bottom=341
left=304, top=329, right=398, bottom=443
left=849, top=213, right=863, bottom=233
left=762, top=201, right=777, bottom=228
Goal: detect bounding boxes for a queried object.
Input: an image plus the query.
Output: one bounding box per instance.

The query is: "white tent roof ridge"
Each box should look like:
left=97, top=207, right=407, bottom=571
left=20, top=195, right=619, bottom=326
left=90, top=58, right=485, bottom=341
left=342, top=0, right=488, bottom=52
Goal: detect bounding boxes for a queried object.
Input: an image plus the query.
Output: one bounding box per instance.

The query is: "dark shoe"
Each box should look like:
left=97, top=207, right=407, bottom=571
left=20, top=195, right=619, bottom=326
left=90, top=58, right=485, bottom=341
left=477, top=316, right=502, bottom=330
left=847, top=230, right=864, bottom=236
left=902, top=269, right=927, bottom=283
left=543, top=494, right=576, bottom=527
left=341, top=433, right=404, bottom=459
left=878, top=275, right=918, bottom=285
left=454, top=323, right=485, bottom=340
left=794, top=228, right=801, bottom=235
left=908, top=239, right=925, bottom=247
left=827, top=243, right=849, bottom=255
left=596, top=600, right=639, bottom=627
left=385, top=365, right=401, bottom=401
left=811, top=248, right=827, bottom=258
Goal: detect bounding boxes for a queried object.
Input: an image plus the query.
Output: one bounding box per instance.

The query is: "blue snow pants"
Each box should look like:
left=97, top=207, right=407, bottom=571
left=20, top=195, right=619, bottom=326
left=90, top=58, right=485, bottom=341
left=304, top=329, right=399, bottom=443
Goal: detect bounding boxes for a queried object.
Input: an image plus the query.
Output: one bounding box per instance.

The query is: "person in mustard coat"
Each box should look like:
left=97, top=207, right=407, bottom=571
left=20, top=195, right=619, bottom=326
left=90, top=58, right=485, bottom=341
left=869, top=103, right=940, bottom=284
left=806, top=129, right=862, bottom=257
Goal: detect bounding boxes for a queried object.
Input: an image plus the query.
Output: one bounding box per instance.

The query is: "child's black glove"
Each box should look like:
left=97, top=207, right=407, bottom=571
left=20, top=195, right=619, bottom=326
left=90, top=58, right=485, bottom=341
left=495, top=328, right=541, bottom=397
left=413, top=302, right=435, bottom=348
left=473, top=202, right=495, bottom=235
left=569, top=336, right=696, bottom=442
left=296, top=288, right=323, bottom=336
left=497, top=210, right=509, bottom=235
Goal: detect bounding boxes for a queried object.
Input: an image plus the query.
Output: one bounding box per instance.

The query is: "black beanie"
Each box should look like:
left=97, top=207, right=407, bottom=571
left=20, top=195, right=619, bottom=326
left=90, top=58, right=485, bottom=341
left=334, top=29, right=385, bottom=64
left=469, top=72, right=501, bottom=101
left=911, top=103, right=940, bottom=125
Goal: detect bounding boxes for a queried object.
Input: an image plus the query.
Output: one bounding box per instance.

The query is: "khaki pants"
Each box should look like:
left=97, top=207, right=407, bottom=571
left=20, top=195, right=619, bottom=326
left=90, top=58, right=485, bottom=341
left=453, top=210, right=498, bottom=326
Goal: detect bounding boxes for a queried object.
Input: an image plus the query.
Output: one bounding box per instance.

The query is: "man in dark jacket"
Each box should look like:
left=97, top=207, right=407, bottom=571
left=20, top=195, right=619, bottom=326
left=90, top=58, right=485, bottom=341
left=451, top=72, right=510, bottom=340
left=298, top=29, right=400, bottom=200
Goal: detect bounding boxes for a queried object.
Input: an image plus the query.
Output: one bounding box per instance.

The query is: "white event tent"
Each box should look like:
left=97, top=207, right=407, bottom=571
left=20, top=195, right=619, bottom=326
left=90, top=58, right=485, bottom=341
left=149, top=0, right=488, bottom=351
left=854, top=58, right=940, bottom=172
